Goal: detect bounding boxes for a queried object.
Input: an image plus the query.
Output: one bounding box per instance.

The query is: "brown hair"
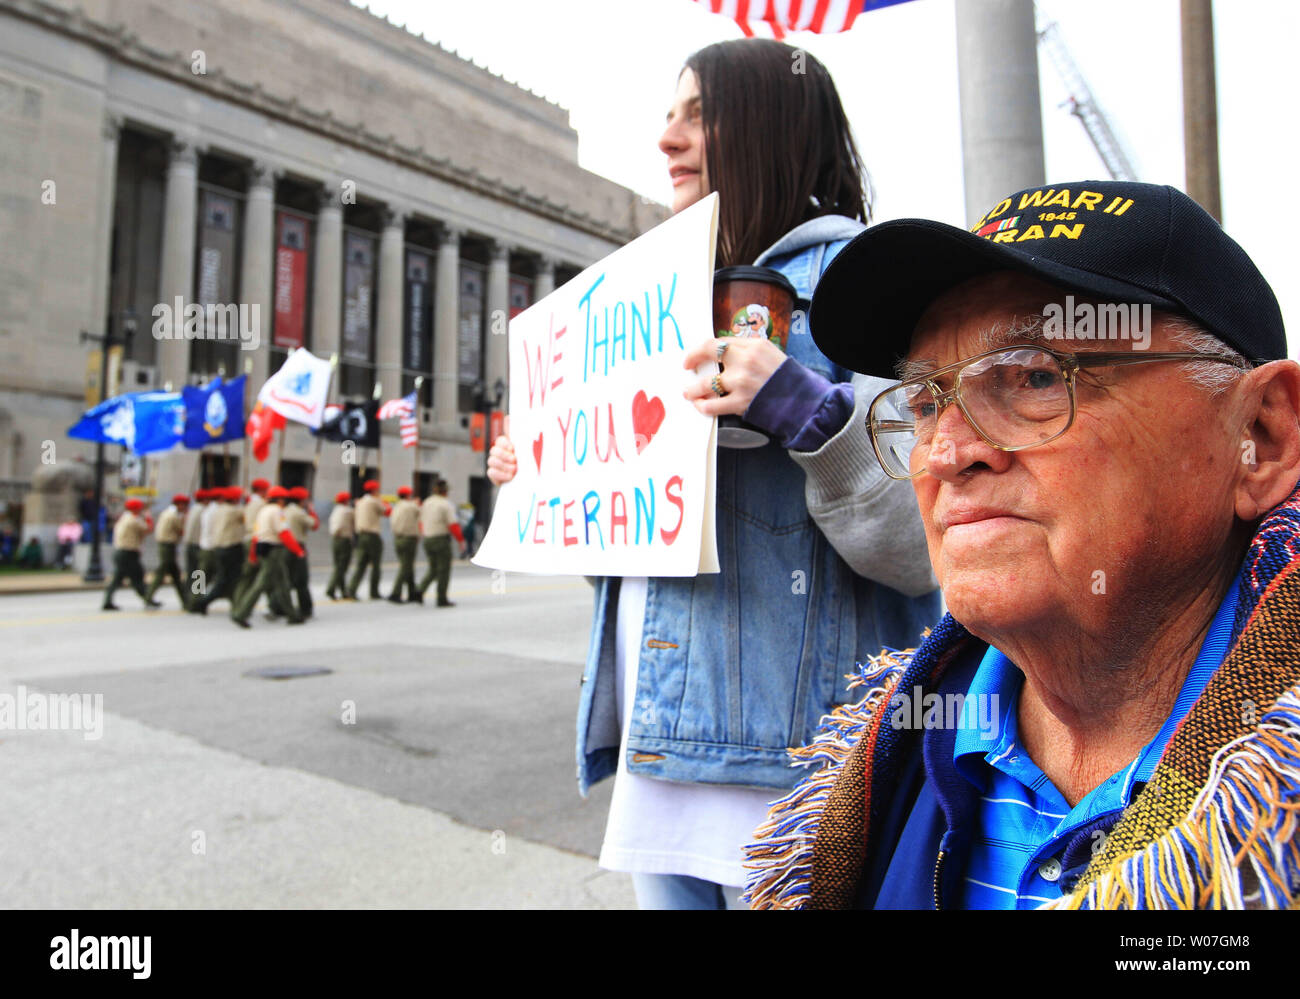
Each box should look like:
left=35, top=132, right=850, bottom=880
left=684, top=39, right=872, bottom=267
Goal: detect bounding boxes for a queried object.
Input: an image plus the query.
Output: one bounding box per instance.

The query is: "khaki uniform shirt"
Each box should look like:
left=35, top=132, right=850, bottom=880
left=156, top=506, right=184, bottom=544
left=284, top=503, right=314, bottom=544
left=328, top=504, right=355, bottom=540
left=390, top=499, right=419, bottom=537
left=354, top=493, right=385, bottom=534
left=182, top=502, right=204, bottom=546
left=419, top=495, right=457, bottom=538
left=112, top=511, right=148, bottom=551
left=199, top=502, right=222, bottom=551
left=216, top=503, right=245, bottom=547
left=253, top=503, right=287, bottom=546
left=243, top=494, right=267, bottom=543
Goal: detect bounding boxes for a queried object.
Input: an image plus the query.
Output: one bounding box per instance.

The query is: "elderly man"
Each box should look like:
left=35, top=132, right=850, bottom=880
left=744, top=181, right=1300, bottom=910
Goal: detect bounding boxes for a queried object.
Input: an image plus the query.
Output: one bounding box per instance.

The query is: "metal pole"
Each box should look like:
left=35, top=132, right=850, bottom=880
left=955, top=0, right=1046, bottom=226
left=1181, top=0, right=1221, bottom=221
left=82, top=317, right=114, bottom=582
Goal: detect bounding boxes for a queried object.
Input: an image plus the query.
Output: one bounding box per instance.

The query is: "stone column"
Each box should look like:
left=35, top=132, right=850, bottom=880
left=91, top=114, right=121, bottom=342
left=240, top=161, right=275, bottom=387
left=433, top=225, right=461, bottom=428
left=484, top=240, right=510, bottom=394
left=157, top=140, right=199, bottom=390
left=311, top=186, right=344, bottom=366
left=375, top=207, right=406, bottom=409
left=534, top=255, right=555, bottom=301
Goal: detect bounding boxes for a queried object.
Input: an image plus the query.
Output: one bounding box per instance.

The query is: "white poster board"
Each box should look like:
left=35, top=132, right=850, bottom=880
left=473, top=194, right=720, bottom=576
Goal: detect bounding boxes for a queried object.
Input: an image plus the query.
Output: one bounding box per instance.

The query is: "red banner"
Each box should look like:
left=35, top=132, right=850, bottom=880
left=274, top=212, right=309, bottom=349
left=469, top=412, right=487, bottom=453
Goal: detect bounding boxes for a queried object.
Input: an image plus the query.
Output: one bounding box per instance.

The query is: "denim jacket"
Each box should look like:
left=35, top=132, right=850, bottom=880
left=577, top=217, right=941, bottom=794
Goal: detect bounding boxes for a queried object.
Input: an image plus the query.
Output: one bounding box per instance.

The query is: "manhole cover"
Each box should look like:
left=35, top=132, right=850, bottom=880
left=243, top=666, right=334, bottom=680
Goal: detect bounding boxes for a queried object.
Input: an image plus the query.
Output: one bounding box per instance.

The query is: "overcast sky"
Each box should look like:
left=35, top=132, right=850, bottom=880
left=354, top=0, right=1298, bottom=354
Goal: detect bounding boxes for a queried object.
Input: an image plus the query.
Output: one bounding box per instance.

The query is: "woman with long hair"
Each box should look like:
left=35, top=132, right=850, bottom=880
left=490, top=39, right=939, bottom=909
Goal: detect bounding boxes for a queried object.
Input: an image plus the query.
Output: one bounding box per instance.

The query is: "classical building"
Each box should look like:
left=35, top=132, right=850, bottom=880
left=0, top=0, right=665, bottom=547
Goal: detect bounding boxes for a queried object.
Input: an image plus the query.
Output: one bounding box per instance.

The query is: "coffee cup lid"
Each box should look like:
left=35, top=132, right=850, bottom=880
left=713, top=266, right=797, bottom=298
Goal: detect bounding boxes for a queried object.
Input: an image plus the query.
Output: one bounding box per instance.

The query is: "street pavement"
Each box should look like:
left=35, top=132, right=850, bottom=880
left=0, top=560, right=636, bottom=909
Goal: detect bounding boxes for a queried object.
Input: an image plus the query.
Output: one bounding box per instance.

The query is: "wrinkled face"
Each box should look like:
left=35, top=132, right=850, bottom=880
left=658, top=68, right=709, bottom=214
left=906, top=272, right=1244, bottom=641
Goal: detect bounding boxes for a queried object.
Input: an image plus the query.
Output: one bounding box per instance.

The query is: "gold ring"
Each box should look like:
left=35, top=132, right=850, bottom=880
left=711, top=373, right=725, bottom=397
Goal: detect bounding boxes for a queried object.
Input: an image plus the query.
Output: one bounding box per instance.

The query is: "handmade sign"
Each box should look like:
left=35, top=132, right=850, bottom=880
left=473, top=194, right=720, bottom=576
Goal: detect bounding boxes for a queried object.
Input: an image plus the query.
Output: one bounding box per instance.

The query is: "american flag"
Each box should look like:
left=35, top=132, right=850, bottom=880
left=692, top=0, right=913, bottom=37
left=377, top=391, right=419, bottom=448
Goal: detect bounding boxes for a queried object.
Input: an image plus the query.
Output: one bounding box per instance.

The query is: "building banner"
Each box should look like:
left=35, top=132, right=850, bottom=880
left=473, top=194, right=720, bottom=577
left=198, top=191, right=237, bottom=308
left=405, top=249, right=432, bottom=379
left=508, top=276, right=532, bottom=319
left=273, top=211, right=309, bottom=349
left=457, top=261, right=484, bottom=387
left=342, top=231, right=375, bottom=364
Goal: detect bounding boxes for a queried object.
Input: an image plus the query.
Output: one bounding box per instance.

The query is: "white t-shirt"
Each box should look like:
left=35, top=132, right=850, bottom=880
left=597, top=577, right=778, bottom=887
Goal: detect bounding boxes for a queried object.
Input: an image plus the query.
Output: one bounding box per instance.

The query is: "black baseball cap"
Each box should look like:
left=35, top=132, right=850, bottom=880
left=810, top=180, right=1287, bottom=378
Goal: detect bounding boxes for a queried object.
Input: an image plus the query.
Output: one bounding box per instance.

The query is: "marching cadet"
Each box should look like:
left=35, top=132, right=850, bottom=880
left=144, top=493, right=189, bottom=608
left=197, top=483, right=223, bottom=605
left=386, top=485, right=421, bottom=603
left=235, top=477, right=270, bottom=604
left=181, top=487, right=208, bottom=604
left=325, top=491, right=354, bottom=600
left=345, top=479, right=388, bottom=600
left=102, top=498, right=161, bottom=611
left=284, top=486, right=318, bottom=618
left=191, top=486, right=246, bottom=614
left=416, top=479, right=466, bottom=607
left=231, top=485, right=305, bottom=628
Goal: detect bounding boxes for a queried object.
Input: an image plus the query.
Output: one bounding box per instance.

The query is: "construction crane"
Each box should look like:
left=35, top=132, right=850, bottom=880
left=1036, top=17, right=1138, bottom=181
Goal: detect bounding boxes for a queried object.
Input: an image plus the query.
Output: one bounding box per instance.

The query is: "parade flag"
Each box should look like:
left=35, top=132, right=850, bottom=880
left=182, top=375, right=246, bottom=448
left=258, top=347, right=332, bottom=428
left=377, top=391, right=419, bottom=448
left=691, top=0, right=914, bottom=37
left=246, top=400, right=286, bottom=463
left=314, top=399, right=380, bottom=449
left=68, top=391, right=186, bottom=455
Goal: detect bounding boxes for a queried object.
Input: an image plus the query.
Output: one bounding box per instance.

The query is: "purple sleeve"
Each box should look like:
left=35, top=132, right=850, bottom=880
left=744, top=357, right=856, bottom=452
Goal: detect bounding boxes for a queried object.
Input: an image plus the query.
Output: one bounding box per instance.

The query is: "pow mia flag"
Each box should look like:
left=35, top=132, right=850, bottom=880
left=313, top=398, right=380, bottom=448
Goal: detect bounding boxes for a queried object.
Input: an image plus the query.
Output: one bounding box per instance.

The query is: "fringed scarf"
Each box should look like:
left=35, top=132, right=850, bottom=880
left=744, top=481, right=1300, bottom=910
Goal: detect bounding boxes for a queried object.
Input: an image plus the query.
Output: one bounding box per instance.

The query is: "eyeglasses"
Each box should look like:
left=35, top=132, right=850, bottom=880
left=867, top=345, right=1249, bottom=480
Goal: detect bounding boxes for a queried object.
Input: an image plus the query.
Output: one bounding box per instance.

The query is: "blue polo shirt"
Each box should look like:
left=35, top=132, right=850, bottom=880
left=952, top=571, right=1242, bottom=909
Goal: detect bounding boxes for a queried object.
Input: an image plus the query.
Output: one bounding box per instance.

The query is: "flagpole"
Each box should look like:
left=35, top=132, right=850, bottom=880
left=372, top=379, right=383, bottom=489
left=312, top=353, right=339, bottom=500
left=412, top=375, right=423, bottom=493
left=240, top=356, right=253, bottom=492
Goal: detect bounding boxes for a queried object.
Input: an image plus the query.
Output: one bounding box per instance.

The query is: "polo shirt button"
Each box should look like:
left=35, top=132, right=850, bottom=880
left=1038, top=857, right=1062, bottom=882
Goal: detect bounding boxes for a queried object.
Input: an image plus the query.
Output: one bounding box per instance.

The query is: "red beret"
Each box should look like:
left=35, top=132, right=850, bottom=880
left=334, top=491, right=351, bottom=504
left=125, top=498, right=145, bottom=512
left=397, top=485, right=412, bottom=497
left=224, top=486, right=243, bottom=501
left=195, top=488, right=209, bottom=501
left=363, top=480, right=379, bottom=492
left=267, top=485, right=289, bottom=500
left=250, top=478, right=270, bottom=492
left=173, top=494, right=190, bottom=505
left=289, top=486, right=309, bottom=500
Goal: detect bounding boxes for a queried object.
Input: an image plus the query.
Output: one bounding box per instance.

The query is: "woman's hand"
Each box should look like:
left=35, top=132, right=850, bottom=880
left=682, top=337, right=787, bottom=417
left=487, top=422, right=517, bottom=485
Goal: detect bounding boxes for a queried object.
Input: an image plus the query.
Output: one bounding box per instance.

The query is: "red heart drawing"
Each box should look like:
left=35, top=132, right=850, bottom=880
left=532, top=432, right=544, bottom=472
left=631, top=390, right=666, bottom=454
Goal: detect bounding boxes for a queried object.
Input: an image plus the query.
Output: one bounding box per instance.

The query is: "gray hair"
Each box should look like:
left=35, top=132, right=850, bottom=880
left=1160, top=315, right=1249, bottom=396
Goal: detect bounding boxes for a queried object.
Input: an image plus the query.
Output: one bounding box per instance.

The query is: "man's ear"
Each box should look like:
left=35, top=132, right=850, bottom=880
left=1235, top=360, right=1300, bottom=522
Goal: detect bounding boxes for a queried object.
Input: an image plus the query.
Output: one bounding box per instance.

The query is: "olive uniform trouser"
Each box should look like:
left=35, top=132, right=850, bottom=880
left=416, top=535, right=453, bottom=604
left=346, top=532, right=383, bottom=598
left=194, top=544, right=243, bottom=610
left=231, top=546, right=300, bottom=624
left=145, top=541, right=187, bottom=607
left=388, top=535, right=418, bottom=601
left=326, top=536, right=353, bottom=598
left=103, top=550, right=148, bottom=608
left=288, top=548, right=313, bottom=617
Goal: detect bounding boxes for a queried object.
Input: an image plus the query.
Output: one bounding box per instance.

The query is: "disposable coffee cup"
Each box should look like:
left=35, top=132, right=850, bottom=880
left=712, top=265, right=798, bottom=449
